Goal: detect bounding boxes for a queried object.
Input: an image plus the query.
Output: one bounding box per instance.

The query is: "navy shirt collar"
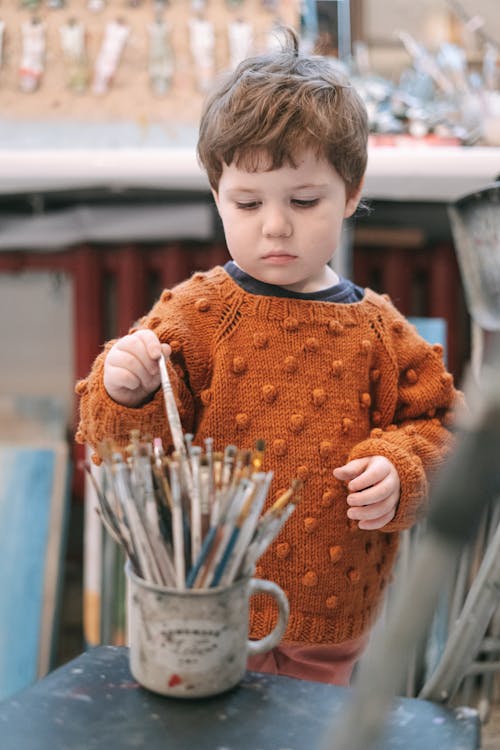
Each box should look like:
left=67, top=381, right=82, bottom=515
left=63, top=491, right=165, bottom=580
left=223, top=261, right=365, bottom=304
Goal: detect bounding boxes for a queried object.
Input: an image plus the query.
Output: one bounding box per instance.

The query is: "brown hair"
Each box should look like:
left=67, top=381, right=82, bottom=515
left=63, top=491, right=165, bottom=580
left=197, top=27, right=368, bottom=198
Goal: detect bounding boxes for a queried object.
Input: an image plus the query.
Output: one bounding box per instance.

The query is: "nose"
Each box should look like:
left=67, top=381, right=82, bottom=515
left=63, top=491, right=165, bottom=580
left=262, top=204, right=292, bottom=238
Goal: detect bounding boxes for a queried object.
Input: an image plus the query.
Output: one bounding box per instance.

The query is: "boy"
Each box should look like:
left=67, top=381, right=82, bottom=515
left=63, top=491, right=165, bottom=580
left=76, top=29, right=460, bottom=685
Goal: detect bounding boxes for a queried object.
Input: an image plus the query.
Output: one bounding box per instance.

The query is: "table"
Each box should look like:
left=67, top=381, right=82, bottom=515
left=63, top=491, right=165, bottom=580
left=0, top=646, right=480, bottom=750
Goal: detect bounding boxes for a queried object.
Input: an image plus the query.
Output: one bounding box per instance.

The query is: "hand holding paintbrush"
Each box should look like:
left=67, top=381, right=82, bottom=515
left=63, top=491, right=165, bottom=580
left=103, top=329, right=171, bottom=408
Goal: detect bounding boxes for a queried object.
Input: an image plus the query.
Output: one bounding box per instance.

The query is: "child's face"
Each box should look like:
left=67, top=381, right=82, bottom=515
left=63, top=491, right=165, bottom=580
left=213, top=149, right=362, bottom=293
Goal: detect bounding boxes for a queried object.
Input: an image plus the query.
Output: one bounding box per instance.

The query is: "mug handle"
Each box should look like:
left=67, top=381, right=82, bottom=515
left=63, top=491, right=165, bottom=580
left=246, top=578, right=289, bottom=656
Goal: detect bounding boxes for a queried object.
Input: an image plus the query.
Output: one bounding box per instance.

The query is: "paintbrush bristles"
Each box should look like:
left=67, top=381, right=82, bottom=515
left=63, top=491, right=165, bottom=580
left=92, top=433, right=298, bottom=590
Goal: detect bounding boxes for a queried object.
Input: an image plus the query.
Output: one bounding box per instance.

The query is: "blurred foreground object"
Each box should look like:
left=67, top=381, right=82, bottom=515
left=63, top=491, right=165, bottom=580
left=322, top=320, right=500, bottom=750
left=449, top=182, right=500, bottom=376
left=322, top=182, right=500, bottom=749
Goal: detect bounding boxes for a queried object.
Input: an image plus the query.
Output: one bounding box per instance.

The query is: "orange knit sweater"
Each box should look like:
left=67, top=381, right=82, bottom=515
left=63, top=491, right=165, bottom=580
left=76, top=266, right=459, bottom=644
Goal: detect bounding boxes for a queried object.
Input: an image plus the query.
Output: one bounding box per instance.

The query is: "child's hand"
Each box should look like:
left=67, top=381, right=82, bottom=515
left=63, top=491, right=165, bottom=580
left=103, top=330, right=171, bottom=408
left=333, top=456, right=400, bottom=530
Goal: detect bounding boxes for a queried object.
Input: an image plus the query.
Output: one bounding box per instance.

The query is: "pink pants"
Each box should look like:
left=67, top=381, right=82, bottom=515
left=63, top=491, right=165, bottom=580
left=247, top=634, right=369, bottom=686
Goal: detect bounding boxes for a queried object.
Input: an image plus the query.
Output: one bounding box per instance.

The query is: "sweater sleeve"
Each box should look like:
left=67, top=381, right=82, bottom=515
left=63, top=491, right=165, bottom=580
left=75, top=277, right=218, bottom=463
left=348, top=303, right=464, bottom=532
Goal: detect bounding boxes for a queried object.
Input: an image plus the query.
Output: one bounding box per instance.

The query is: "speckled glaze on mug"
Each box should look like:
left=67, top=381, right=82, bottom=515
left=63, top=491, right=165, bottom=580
left=126, top=562, right=289, bottom=698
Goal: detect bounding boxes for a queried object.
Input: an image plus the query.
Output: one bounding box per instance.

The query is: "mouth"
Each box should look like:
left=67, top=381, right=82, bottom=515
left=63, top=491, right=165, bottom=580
left=261, top=252, right=297, bottom=263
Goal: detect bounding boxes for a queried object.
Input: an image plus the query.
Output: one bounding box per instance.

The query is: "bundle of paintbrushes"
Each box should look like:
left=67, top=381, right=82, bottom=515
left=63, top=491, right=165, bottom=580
left=85, top=434, right=302, bottom=590
left=84, top=355, right=301, bottom=590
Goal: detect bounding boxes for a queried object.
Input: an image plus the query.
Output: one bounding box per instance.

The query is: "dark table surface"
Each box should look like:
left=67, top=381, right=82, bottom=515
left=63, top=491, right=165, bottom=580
left=0, top=646, right=480, bottom=750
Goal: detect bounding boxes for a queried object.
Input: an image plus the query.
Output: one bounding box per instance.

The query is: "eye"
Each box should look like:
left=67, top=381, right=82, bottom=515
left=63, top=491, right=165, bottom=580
left=292, top=198, right=319, bottom=208
left=235, top=201, right=260, bottom=210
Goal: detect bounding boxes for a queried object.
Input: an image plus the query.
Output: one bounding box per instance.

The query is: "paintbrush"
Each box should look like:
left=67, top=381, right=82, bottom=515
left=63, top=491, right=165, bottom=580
left=217, top=471, right=273, bottom=587
left=158, top=355, right=186, bottom=458
left=168, top=458, right=186, bottom=589
left=242, top=480, right=302, bottom=576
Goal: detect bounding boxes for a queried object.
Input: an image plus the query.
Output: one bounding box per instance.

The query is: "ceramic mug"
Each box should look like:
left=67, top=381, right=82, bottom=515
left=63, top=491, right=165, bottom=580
left=126, top=561, right=289, bottom=698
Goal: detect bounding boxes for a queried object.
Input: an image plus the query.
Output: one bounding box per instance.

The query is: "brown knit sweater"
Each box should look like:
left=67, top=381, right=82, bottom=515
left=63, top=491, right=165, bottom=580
left=76, top=266, right=460, bottom=644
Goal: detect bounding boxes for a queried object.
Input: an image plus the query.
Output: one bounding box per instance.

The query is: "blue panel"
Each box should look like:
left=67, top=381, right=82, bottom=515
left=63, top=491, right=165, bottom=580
left=408, top=317, right=448, bottom=365
left=0, top=448, right=55, bottom=700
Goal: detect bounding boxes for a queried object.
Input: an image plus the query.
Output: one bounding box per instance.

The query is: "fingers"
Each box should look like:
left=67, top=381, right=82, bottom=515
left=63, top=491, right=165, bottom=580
left=113, top=332, right=170, bottom=374
left=118, top=329, right=163, bottom=371
left=334, top=455, right=392, bottom=493
left=333, top=457, right=370, bottom=483
left=160, top=343, right=171, bottom=360
left=103, top=330, right=172, bottom=407
left=347, top=492, right=396, bottom=521
left=112, top=342, right=156, bottom=383
left=335, top=455, right=401, bottom=530
left=356, top=509, right=396, bottom=531
left=346, top=472, right=396, bottom=507
left=139, top=329, right=172, bottom=364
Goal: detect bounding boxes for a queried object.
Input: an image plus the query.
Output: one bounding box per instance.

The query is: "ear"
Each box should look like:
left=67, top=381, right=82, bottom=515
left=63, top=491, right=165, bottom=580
left=343, top=179, right=364, bottom=219
left=211, top=187, right=220, bottom=212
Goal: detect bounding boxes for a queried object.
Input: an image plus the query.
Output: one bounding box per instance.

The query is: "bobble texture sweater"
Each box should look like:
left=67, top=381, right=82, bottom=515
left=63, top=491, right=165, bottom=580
left=76, top=266, right=459, bottom=645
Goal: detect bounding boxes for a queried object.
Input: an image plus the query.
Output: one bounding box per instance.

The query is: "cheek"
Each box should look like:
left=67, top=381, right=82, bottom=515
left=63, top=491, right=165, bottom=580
left=325, top=211, right=344, bottom=236
left=221, top=220, right=253, bottom=254
left=224, top=223, right=244, bottom=244
left=303, top=213, right=341, bottom=241
left=218, top=212, right=236, bottom=237
left=301, top=216, right=344, bottom=258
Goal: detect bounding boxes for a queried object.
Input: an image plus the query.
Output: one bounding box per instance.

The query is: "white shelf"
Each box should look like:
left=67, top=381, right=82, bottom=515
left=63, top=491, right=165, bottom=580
left=0, top=145, right=498, bottom=203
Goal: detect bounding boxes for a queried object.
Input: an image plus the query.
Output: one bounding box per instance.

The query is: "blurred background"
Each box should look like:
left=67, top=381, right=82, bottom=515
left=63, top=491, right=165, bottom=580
left=0, top=2, right=499, bottom=744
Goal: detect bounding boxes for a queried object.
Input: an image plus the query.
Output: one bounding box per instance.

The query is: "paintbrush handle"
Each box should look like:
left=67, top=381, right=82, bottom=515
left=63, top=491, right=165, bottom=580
left=209, top=526, right=241, bottom=588
left=186, top=524, right=217, bottom=587
left=158, top=354, right=185, bottom=457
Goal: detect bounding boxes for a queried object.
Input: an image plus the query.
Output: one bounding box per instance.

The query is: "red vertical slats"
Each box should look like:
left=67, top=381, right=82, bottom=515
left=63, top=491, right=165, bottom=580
left=71, top=245, right=104, bottom=499
left=114, top=244, right=148, bottom=336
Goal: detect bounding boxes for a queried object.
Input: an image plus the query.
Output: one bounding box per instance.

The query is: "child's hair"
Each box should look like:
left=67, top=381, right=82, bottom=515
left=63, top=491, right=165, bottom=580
left=197, top=27, right=368, bottom=198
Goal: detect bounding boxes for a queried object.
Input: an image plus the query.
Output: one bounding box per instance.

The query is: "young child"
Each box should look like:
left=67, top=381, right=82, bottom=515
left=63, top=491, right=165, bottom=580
left=76, top=29, right=460, bottom=686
